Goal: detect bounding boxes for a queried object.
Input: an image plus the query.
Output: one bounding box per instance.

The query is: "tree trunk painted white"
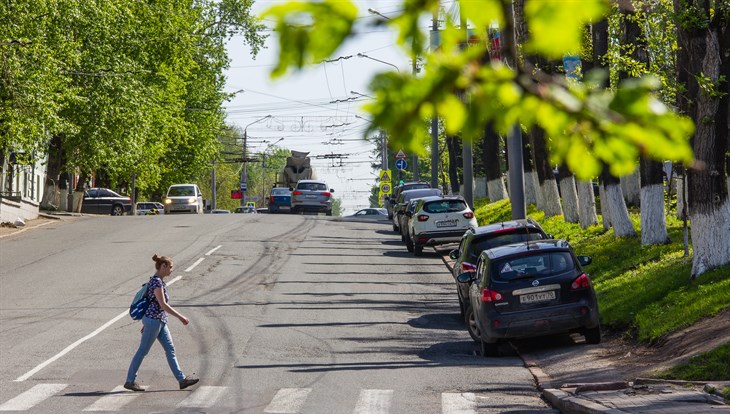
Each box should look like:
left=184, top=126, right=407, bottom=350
left=475, top=177, right=488, bottom=199
left=524, top=170, right=538, bottom=205
left=621, top=169, right=641, bottom=207
left=540, top=180, right=563, bottom=217
left=605, top=184, right=636, bottom=237
left=690, top=199, right=730, bottom=276
left=577, top=180, right=598, bottom=228
left=640, top=184, right=669, bottom=245
left=487, top=177, right=508, bottom=201
left=676, top=176, right=689, bottom=220
left=560, top=176, right=580, bottom=223
left=599, top=184, right=612, bottom=230
left=41, top=183, right=60, bottom=210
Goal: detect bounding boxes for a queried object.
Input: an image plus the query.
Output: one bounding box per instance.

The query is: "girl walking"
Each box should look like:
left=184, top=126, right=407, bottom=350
left=124, top=254, right=199, bottom=391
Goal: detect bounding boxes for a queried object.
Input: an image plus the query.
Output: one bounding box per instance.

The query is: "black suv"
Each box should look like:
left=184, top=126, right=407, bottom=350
left=457, top=240, right=600, bottom=356
left=386, top=181, right=431, bottom=219
left=449, top=218, right=550, bottom=320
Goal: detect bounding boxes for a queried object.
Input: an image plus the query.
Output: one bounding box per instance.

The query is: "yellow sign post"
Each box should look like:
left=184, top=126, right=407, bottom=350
left=379, top=170, right=391, bottom=183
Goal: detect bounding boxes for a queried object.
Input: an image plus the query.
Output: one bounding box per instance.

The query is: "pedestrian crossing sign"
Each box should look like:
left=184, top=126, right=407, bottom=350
left=379, top=170, right=391, bottom=182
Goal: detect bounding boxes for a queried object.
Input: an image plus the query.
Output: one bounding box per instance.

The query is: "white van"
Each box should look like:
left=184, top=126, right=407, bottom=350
left=164, top=184, right=204, bottom=214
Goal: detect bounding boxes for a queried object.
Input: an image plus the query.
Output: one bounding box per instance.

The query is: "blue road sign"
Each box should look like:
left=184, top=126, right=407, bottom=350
left=395, top=159, right=407, bottom=170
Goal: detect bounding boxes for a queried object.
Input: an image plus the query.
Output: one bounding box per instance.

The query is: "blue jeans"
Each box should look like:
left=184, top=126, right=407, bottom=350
left=126, top=316, right=185, bottom=383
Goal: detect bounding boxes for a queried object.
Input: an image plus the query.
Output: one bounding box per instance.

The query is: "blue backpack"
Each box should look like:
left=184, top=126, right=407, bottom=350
left=129, top=283, right=150, bottom=320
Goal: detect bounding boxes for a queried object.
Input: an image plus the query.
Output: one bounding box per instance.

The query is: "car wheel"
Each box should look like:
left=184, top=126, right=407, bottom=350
left=465, top=306, right=481, bottom=342
left=111, top=205, right=124, bottom=216
left=584, top=325, right=601, bottom=344
left=480, top=339, right=499, bottom=357
left=414, top=242, right=423, bottom=256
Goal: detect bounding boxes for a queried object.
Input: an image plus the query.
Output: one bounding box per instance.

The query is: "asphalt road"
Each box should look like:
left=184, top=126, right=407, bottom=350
left=0, top=213, right=556, bottom=413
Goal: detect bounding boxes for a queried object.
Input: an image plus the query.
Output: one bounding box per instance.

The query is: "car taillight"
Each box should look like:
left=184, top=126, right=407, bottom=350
left=269, top=196, right=274, bottom=204
left=461, top=262, right=477, bottom=272
left=321, top=191, right=331, bottom=197
left=293, top=191, right=302, bottom=196
left=481, top=288, right=503, bottom=303
left=417, top=214, right=429, bottom=222
left=463, top=211, right=474, bottom=219
left=571, top=273, right=591, bottom=290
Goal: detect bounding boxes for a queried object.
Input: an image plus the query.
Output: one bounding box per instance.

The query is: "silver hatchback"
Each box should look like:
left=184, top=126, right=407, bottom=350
left=291, top=180, right=334, bottom=215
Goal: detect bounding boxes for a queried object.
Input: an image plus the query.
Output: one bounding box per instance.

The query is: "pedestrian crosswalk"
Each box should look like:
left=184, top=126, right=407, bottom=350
left=0, top=384, right=547, bottom=413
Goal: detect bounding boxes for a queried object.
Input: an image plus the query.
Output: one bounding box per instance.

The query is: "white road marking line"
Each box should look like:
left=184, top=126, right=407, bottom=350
left=353, top=389, right=393, bottom=414
left=82, top=385, right=141, bottom=411
left=177, top=386, right=227, bottom=408
left=442, top=392, right=477, bottom=414
left=205, top=245, right=222, bottom=256
left=185, top=257, right=205, bottom=272
left=14, top=276, right=182, bottom=382
left=264, top=388, right=312, bottom=413
left=0, top=383, right=67, bottom=411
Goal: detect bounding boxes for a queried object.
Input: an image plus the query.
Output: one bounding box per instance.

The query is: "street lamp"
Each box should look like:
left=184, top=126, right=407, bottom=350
left=356, top=53, right=401, bottom=73
left=243, top=115, right=272, bottom=206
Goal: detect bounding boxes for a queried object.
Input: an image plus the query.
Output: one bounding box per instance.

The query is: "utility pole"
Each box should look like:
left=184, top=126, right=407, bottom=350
left=412, top=56, right=419, bottom=181
left=242, top=115, right=272, bottom=207
left=504, top=1, right=526, bottom=219
left=460, top=9, right=474, bottom=208
left=380, top=129, right=388, bottom=170
left=430, top=9, right=440, bottom=190
left=211, top=159, right=217, bottom=210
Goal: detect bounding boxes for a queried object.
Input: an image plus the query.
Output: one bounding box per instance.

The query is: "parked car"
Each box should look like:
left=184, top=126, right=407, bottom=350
left=163, top=184, right=204, bottom=214
left=135, top=202, right=165, bottom=215
left=268, top=187, right=292, bottom=213
left=81, top=188, right=133, bottom=216
left=347, top=208, right=388, bottom=219
left=291, top=180, right=334, bottom=215
left=235, top=206, right=257, bottom=214
left=457, top=240, right=600, bottom=356
left=386, top=181, right=431, bottom=219
left=391, top=188, right=442, bottom=232
left=400, top=200, right=420, bottom=245
left=449, top=219, right=551, bottom=319
left=210, top=209, right=231, bottom=214
left=406, top=195, right=478, bottom=256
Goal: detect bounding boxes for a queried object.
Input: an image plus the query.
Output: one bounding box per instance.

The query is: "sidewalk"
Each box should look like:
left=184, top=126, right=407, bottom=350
left=543, top=379, right=730, bottom=414
left=435, top=248, right=729, bottom=414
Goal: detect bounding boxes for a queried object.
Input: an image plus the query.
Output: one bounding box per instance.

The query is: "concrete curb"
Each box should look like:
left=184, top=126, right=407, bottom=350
left=543, top=389, right=628, bottom=414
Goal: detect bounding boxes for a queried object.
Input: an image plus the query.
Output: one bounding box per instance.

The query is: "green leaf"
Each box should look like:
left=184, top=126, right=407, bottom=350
left=438, top=95, right=467, bottom=134
left=524, top=0, right=607, bottom=59
left=459, top=0, right=503, bottom=32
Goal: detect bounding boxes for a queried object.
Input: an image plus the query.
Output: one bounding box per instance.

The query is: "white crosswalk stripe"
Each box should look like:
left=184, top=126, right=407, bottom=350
left=441, top=392, right=477, bottom=414
left=82, top=385, right=141, bottom=411
left=264, top=388, right=312, bottom=413
left=177, top=385, right=227, bottom=408
left=0, top=384, right=67, bottom=411
left=353, top=389, right=393, bottom=414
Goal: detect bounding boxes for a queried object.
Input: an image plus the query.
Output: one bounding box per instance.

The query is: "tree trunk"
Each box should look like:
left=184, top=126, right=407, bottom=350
left=602, top=169, right=637, bottom=237
left=482, top=123, right=507, bottom=201
left=530, top=126, right=562, bottom=217
left=577, top=180, right=599, bottom=228
left=621, top=169, right=641, bottom=207
left=599, top=182, right=612, bottom=230
left=674, top=0, right=730, bottom=277
left=558, top=164, right=580, bottom=223
left=446, top=135, right=462, bottom=195
left=522, top=142, right=538, bottom=205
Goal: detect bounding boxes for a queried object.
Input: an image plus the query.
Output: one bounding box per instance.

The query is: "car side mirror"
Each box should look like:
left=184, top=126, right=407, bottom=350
left=330, top=188, right=335, bottom=193
left=577, top=255, right=592, bottom=266
left=456, top=272, right=475, bottom=284
left=449, top=249, right=458, bottom=260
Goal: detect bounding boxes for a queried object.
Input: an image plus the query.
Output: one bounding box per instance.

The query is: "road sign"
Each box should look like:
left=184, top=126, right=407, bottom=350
left=395, top=150, right=407, bottom=159
left=240, top=181, right=247, bottom=191
left=395, top=159, right=407, bottom=170
left=380, top=182, right=392, bottom=194
left=231, top=190, right=242, bottom=199
left=379, top=170, right=391, bottom=182
left=246, top=202, right=256, bottom=208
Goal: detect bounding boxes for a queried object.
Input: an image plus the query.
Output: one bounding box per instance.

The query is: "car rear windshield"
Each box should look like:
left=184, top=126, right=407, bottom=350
left=297, top=182, right=327, bottom=191
left=491, top=251, right=575, bottom=281
left=423, top=199, right=467, bottom=213
left=168, top=186, right=195, bottom=196
left=271, top=188, right=290, bottom=195
left=468, top=229, right=546, bottom=258
left=403, top=183, right=430, bottom=191
left=402, top=189, right=441, bottom=201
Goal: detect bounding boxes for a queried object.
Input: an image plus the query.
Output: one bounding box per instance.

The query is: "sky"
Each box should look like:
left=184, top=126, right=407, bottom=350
left=222, top=1, right=413, bottom=215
